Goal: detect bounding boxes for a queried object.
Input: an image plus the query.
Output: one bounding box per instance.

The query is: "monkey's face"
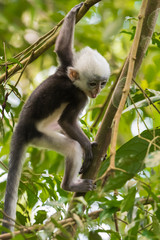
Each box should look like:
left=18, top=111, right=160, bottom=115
left=68, top=66, right=108, bottom=99
left=87, top=80, right=107, bottom=98
left=73, top=74, right=107, bottom=99
left=73, top=47, right=110, bottom=98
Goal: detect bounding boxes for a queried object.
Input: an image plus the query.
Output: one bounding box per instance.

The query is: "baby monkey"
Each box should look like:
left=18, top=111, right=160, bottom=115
left=3, top=3, right=110, bottom=231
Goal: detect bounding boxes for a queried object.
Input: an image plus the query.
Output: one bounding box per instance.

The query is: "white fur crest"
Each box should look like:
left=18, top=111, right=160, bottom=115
left=73, top=47, right=110, bottom=80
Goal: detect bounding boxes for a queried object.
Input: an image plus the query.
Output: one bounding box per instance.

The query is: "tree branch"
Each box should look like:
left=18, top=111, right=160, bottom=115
left=1, top=195, right=159, bottom=239
left=102, top=0, right=148, bottom=183
left=0, top=0, right=101, bottom=84
left=71, top=0, right=160, bottom=198
left=83, top=0, right=160, bottom=184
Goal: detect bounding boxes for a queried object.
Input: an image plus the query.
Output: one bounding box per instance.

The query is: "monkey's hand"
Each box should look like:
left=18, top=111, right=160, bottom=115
left=67, top=2, right=83, bottom=16
left=79, top=142, right=97, bottom=174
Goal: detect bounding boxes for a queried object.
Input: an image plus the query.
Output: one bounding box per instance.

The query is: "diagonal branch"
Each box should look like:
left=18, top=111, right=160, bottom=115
left=73, top=0, right=160, bottom=195
left=102, top=0, right=148, bottom=182
left=0, top=0, right=101, bottom=84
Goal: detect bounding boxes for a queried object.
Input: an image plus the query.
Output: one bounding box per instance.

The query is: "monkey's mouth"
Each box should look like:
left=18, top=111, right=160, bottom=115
left=89, top=91, right=97, bottom=98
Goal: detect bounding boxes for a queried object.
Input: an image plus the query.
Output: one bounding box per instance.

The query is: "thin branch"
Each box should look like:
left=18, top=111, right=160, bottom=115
left=13, top=20, right=64, bottom=62
left=1, top=51, right=34, bottom=120
left=133, top=79, right=160, bottom=114
left=102, top=0, right=148, bottom=183
left=0, top=0, right=101, bottom=84
left=1, top=194, right=160, bottom=239
left=1, top=210, right=22, bottom=230
left=3, top=42, right=8, bottom=82
left=91, top=74, right=119, bottom=129
left=0, top=161, right=8, bottom=170
left=113, top=190, right=119, bottom=232
left=13, top=51, right=34, bottom=89
left=128, top=93, right=149, bottom=131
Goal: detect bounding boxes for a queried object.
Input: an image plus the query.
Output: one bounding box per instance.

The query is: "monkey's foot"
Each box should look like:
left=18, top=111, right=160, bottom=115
left=62, top=179, right=95, bottom=192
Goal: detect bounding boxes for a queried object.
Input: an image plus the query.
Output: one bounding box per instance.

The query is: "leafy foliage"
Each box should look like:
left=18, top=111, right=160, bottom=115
left=99, top=129, right=160, bottom=191
left=0, top=0, right=160, bottom=239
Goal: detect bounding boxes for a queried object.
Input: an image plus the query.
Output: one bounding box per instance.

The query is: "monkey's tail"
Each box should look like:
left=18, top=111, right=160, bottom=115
left=3, top=128, right=26, bottom=232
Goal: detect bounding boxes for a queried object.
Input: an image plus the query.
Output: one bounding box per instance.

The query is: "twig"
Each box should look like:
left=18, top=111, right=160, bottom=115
left=0, top=161, right=8, bottom=170
left=91, top=75, right=119, bottom=129
left=113, top=190, right=119, bottom=232
left=1, top=210, right=22, bottom=230
left=1, top=92, right=9, bottom=120
left=0, top=224, right=43, bottom=240
left=128, top=93, right=149, bottom=131
left=1, top=194, right=160, bottom=239
left=133, top=79, right=160, bottom=114
left=0, top=0, right=101, bottom=84
left=0, top=209, right=101, bottom=240
left=95, top=167, right=127, bottom=184
left=13, top=51, right=34, bottom=90
left=101, top=0, right=148, bottom=185
left=1, top=193, right=160, bottom=239
left=3, top=42, right=8, bottom=82
left=117, top=218, right=128, bottom=225
left=1, top=51, right=34, bottom=120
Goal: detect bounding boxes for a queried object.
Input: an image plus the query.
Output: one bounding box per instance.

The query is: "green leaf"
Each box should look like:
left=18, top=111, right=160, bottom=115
left=155, top=206, right=160, bottom=222
left=152, top=32, right=160, bottom=48
left=121, top=187, right=136, bottom=212
left=142, top=229, right=159, bottom=239
left=0, top=57, right=5, bottom=64
left=16, top=211, right=27, bottom=226
left=35, top=210, right=47, bottom=224
left=8, top=84, right=21, bottom=99
left=142, top=185, right=160, bottom=203
left=99, top=129, right=160, bottom=191
left=120, top=26, right=136, bottom=40
left=152, top=216, right=160, bottom=236
left=3, top=113, right=13, bottom=131
left=8, top=58, right=23, bottom=68
left=39, top=187, right=50, bottom=202
left=27, top=189, right=38, bottom=209
left=107, top=230, right=121, bottom=240
left=110, top=233, right=121, bottom=240
left=10, top=111, right=15, bottom=128
left=50, top=218, right=72, bottom=239
left=80, top=118, right=93, bottom=139
left=125, top=221, right=139, bottom=240
left=0, top=118, right=4, bottom=139
left=11, top=235, right=25, bottom=240
left=99, top=207, right=118, bottom=221
left=89, top=231, right=102, bottom=240
left=74, top=196, right=87, bottom=206
left=0, top=84, right=5, bottom=98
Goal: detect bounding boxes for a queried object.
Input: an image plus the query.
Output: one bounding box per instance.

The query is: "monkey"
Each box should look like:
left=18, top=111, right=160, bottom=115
left=3, top=2, right=110, bottom=231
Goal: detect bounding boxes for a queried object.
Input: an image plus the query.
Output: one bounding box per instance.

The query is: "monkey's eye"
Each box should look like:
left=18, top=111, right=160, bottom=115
left=89, top=82, right=96, bottom=87
left=101, top=81, right=106, bottom=87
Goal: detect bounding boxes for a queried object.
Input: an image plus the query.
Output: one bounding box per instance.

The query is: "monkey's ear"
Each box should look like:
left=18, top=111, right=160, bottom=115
left=67, top=67, right=79, bottom=82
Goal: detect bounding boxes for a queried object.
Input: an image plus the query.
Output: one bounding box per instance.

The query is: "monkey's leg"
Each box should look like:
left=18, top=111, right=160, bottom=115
left=61, top=141, right=94, bottom=192
left=31, top=132, right=94, bottom=192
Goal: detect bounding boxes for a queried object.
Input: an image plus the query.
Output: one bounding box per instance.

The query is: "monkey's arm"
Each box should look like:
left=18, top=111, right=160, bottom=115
left=55, top=3, right=83, bottom=66
left=58, top=102, right=93, bottom=173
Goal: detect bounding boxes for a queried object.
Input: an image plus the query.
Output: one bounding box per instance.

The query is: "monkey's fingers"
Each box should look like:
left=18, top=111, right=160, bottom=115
left=91, top=141, right=98, bottom=148
left=79, top=167, right=84, bottom=174
left=70, top=2, right=83, bottom=14
left=79, top=161, right=91, bottom=174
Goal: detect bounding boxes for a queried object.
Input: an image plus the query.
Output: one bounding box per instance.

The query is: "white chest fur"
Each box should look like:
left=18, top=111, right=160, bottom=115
left=36, top=103, right=68, bottom=135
